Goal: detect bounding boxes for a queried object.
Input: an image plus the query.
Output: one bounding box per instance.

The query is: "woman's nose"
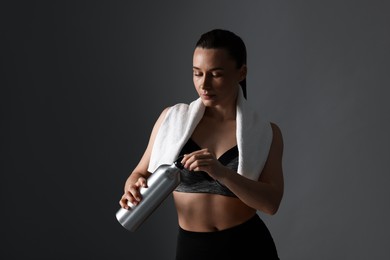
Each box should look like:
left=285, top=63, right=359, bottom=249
left=200, top=75, right=212, bottom=90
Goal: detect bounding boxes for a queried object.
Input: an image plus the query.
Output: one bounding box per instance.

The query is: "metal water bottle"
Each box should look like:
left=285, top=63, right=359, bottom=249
left=116, top=159, right=184, bottom=232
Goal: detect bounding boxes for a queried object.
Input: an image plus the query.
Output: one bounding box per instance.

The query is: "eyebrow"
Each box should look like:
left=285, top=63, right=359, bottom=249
left=193, top=66, right=225, bottom=71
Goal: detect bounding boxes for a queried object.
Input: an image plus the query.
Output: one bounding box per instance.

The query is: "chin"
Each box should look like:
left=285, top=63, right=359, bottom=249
left=201, top=99, right=218, bottom=107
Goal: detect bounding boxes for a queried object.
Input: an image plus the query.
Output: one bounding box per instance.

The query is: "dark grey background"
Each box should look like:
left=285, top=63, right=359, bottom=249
left=2, top=1, right=389, bottom=259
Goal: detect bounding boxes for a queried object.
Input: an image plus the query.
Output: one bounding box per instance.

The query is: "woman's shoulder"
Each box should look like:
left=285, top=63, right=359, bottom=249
left=270, top=122, right=282, bottom=133
left=164, top=100, right=198, bottom=115
left=156, top=102, right=191, bottom=122
left=269, top=122, right=284, bottom=150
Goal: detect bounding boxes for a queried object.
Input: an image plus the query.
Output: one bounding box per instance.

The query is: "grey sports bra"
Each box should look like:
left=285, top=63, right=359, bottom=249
left=174, top=138, right=238, bottom=197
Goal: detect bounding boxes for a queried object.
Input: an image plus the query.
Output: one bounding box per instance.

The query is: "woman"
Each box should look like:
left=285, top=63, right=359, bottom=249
left=119, top=29, right=284, bottom=259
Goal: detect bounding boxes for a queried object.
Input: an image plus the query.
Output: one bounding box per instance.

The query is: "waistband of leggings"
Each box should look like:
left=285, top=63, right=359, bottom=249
left=178, top=213, right=261, bottom=236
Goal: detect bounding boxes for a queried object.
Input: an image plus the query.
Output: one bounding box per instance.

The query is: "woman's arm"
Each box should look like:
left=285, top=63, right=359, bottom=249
left=181, top=122, right=284, bottom=215
left=224, top=123, right=284, bottom=214
left=119, top=107, right=170, bottom=209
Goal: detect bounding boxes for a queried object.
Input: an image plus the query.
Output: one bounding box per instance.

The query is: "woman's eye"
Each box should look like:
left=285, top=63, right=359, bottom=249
left=212, top=73, right=222, bottom=77
left=193, top=72, right=202, bottom=77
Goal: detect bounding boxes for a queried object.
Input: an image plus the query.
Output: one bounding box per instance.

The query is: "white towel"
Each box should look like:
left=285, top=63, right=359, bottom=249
left=147, top=87, right=273, bottom=180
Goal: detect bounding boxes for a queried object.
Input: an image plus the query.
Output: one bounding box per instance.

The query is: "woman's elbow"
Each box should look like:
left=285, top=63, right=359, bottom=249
left=263, top=194, right=283, bottom=215
left=263, top=203, right=280, bottom=215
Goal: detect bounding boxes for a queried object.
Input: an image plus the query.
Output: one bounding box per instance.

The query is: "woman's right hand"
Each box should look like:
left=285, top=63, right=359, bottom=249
left=119, top=176, right=148, bottom=209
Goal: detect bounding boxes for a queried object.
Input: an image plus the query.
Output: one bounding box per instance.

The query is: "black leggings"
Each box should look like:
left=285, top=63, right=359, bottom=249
left=175, top=214, right=279, bottom=260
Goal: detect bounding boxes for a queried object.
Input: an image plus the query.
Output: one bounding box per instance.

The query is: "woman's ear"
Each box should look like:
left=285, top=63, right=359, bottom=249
left=239, top=64, right=247, bottom=82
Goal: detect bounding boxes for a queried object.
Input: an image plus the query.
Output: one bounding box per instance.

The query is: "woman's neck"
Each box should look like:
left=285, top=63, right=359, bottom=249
left=204, top=103, right=236, bottom=122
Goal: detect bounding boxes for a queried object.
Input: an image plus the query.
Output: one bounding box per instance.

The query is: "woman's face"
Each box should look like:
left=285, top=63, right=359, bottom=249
left=192, top=47, right=246, bottom=107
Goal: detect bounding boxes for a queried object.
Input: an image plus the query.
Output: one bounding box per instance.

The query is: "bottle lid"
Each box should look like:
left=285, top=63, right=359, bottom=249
left=174, top=156, right=184, bottom=169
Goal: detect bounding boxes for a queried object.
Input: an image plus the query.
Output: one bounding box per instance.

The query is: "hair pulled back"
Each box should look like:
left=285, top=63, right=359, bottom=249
left=195, top=29, right=247, bottom=99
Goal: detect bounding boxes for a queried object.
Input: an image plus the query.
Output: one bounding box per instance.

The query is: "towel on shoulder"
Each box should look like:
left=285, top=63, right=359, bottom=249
left=147, top=88, right=273, bottom=181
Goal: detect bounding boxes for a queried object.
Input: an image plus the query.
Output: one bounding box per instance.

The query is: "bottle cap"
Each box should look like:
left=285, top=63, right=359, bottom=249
left=174, top=156, right=184, bottom=169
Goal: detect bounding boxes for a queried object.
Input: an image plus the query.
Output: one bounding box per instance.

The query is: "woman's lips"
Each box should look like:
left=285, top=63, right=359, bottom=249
left=202, top=93, right=215, bottom=100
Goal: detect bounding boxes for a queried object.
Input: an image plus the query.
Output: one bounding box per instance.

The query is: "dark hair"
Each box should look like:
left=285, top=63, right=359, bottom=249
left=195, top=29, right=247, bottom=99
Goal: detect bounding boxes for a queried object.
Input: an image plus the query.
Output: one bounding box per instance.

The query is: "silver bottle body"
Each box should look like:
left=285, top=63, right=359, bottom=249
left=116, top=162, right=182, bottom=232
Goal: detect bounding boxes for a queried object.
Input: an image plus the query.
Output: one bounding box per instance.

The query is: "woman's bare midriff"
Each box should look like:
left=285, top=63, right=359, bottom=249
left=173, top=191, right=256, bottom=232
